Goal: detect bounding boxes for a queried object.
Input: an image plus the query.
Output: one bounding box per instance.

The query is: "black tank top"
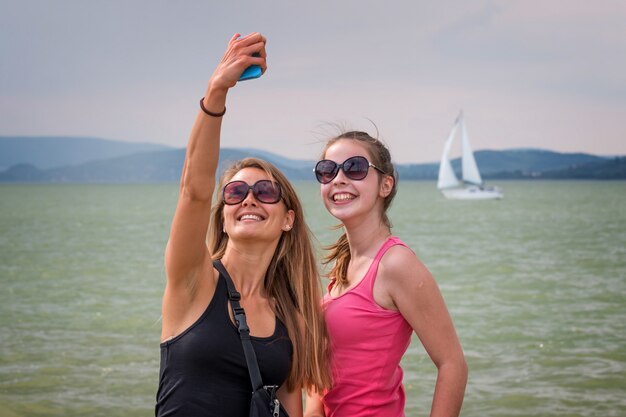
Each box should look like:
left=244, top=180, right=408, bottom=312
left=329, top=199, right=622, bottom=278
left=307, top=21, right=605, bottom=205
left=155, top=271, right=293, bottom=417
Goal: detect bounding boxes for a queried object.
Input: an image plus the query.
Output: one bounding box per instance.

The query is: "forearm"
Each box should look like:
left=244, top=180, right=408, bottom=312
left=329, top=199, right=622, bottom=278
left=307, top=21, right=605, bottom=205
left=304, top=389, right=325, bottom=417
left=430, top=359, right=468, bottom=417
left=181, top=82, right=228, bottom=201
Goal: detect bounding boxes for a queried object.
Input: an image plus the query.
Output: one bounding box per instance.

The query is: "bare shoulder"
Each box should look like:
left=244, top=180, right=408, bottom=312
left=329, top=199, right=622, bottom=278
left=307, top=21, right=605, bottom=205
left=375, top=244, right=442, bottom=310
left=379, top=244, right=434, bottom=287
left=377, top=244, right=452, bottom=334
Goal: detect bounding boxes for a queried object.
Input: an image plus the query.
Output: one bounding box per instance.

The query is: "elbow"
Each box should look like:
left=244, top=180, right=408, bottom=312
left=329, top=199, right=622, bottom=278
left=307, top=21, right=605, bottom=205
left=453, top=351, right=468, bottom=380
left=458, top=356, right=469, bottom=382
left=181, top=172, right=215, bottom=202
left=455, top=355, right=469, bottom=387
left=182, top=184, right=213, bottom=202
left=438, top=353, right=468, bottom=385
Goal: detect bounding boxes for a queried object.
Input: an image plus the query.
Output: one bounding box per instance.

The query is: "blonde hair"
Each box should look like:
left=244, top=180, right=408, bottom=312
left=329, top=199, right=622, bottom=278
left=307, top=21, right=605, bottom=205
left=208, top=157, right=331, bottom=391
left=321, top=131, right=397, bottom=287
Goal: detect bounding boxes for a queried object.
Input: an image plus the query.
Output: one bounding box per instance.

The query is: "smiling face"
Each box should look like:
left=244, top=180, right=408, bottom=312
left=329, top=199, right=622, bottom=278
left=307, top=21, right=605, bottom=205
left=320, top=139, right=393, bottom=226
left=222, top=167, right=294, bottom=243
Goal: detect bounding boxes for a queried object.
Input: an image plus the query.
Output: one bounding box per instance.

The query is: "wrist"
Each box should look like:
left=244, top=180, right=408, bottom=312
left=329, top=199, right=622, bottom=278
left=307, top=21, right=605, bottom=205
left=199, top=97, right=226, bottom=117
left=201, top=82, right=228, bottom=116
left=205, top=77, right=230, bottom=99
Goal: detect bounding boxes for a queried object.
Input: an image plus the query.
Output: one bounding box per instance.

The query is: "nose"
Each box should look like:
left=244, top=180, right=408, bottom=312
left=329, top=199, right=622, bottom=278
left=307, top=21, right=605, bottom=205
left=241, top=189, right=258, bottom=206
left=332, top=167, right=349, bottom=185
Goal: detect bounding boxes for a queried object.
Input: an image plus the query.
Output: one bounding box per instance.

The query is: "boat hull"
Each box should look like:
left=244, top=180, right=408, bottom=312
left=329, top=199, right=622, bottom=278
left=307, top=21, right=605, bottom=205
left=441, top=186, right=503, bottom=200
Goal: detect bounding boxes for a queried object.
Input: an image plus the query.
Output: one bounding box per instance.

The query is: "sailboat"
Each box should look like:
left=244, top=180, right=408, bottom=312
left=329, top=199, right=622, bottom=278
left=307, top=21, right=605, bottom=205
left=437, top=111, right=503, bottom=200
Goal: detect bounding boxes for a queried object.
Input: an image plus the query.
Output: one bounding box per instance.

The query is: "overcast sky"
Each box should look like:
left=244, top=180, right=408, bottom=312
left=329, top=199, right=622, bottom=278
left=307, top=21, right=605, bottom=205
left=1, top=0, right=625, bottom=163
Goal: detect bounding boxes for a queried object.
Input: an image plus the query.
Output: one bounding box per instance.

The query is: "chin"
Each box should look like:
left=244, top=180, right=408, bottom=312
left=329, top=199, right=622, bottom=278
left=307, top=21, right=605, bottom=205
left=232, top=229, right=280, bottom=243
left=327, top=207, right=355, bottom=222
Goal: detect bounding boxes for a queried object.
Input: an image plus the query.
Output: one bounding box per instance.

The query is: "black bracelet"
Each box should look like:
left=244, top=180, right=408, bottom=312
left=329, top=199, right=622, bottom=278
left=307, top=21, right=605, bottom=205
left=199, top=98, right=226, bottom=117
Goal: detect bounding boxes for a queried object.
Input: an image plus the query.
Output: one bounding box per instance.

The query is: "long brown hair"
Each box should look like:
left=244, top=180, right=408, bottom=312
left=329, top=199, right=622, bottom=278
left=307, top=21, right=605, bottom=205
left=207, top=157, right=331, bottom=391
left=321, top=131, right=398, bottom=287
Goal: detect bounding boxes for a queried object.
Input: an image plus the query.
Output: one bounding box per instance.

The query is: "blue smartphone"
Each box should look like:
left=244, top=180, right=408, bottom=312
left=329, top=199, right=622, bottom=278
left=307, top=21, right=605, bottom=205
left=239, top=52, right=262, bottom=81
left=236, top=34, right=263, bottom=81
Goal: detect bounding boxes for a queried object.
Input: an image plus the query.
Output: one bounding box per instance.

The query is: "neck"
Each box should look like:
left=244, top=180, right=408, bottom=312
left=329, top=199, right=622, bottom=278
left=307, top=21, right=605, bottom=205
left=220, top=239, right=279, bottom=298
left=343, top=217, right=391, bottom=258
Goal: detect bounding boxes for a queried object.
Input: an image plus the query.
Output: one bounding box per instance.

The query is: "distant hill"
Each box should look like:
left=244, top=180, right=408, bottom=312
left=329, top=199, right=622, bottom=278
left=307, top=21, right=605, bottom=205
left=0, top=136, right=623, bottom=182
left=396, top=162, right=440, bottom=180
left=473, top=149, right=607, bottom=175
left=0, top=136, right=173, bottom=170
left=236, top=148, right=315, bottom=170
left=0, top=148, right=313, bottom=183
left=493, top=157, right=626, bottom=180
left=394, top=149, right=612, bottom=180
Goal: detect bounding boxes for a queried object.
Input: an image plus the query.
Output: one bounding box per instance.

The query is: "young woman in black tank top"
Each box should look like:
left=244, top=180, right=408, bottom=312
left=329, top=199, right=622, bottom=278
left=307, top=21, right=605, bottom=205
left=155, top=33, right=331, bottom=417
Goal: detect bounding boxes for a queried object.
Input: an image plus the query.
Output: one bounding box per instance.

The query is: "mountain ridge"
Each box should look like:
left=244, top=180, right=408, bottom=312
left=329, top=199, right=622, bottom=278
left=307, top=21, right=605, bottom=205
left=0, top=136, right=174, bottom=170
left=0, top=136, right=623, bottom=182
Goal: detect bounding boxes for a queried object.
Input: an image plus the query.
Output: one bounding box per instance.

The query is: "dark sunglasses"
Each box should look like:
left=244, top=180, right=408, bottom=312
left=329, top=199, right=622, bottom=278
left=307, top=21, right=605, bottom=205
left=222, top=180, right=282, bottom=205
left=314, top=156, right=387, bottom=184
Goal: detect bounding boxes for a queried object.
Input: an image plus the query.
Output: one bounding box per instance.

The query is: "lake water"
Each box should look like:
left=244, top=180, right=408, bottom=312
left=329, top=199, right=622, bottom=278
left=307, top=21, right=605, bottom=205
left=1, top=181, right=625, bottom=417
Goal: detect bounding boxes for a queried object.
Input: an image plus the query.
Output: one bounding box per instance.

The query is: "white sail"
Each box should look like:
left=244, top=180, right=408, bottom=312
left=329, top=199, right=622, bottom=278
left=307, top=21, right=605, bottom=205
left=437, top=120, right=460, bottom=189
left=460, top=115, right=483, bottom=185
left=437, top=111, right=503, bottom=200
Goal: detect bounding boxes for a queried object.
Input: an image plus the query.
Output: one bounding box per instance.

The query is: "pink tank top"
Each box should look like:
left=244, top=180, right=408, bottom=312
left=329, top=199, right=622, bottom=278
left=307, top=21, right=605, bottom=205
left=322, top=236, right=412, bottom=417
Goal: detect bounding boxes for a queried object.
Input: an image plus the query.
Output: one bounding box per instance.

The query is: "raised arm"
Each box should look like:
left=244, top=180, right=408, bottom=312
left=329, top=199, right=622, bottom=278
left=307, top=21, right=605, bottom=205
left=382, top=246, right=468, bottom=417
left=162, top=33, right=267, bottom=328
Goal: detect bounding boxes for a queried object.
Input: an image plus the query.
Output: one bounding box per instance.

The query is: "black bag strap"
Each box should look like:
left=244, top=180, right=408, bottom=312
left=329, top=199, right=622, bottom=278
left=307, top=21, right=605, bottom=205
left=213, top=259, right=264, bottom=391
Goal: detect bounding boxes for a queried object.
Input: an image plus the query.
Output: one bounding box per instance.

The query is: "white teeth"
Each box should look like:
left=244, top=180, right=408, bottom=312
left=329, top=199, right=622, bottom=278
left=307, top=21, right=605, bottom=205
left=240, top=214, right=263, bottom=221
left=333, top=193, right=355, bottom=201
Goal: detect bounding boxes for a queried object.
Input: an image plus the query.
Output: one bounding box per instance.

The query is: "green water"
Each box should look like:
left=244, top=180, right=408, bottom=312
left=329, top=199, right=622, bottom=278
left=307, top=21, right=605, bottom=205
left=1, top=181, right=625, bottom=417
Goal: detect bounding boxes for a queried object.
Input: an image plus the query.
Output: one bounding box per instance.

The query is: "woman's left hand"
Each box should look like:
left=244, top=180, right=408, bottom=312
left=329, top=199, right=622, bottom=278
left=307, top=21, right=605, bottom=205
left=209, top=32, right=267, bottom=91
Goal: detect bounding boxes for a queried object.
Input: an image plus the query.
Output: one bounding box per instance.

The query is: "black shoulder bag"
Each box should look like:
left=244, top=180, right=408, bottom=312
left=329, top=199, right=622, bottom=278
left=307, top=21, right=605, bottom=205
left=213, top=260, right=290, bottom=417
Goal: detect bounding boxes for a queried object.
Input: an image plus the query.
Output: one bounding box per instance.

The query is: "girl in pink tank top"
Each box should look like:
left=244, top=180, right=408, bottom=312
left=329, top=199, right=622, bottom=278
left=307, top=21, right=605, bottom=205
left=305, top=132, right=468, bottom=417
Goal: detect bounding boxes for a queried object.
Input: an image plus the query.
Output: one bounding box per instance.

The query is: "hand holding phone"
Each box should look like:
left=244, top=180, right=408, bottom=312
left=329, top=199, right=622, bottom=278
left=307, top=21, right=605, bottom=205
left=239, top=53, right=262, bottom=81
left=236, top=34, right=263, bottom=81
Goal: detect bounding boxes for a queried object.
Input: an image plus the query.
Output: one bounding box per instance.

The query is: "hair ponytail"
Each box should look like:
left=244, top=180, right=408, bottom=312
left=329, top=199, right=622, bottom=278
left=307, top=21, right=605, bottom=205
left=323, top=231, right=351, bottom=287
